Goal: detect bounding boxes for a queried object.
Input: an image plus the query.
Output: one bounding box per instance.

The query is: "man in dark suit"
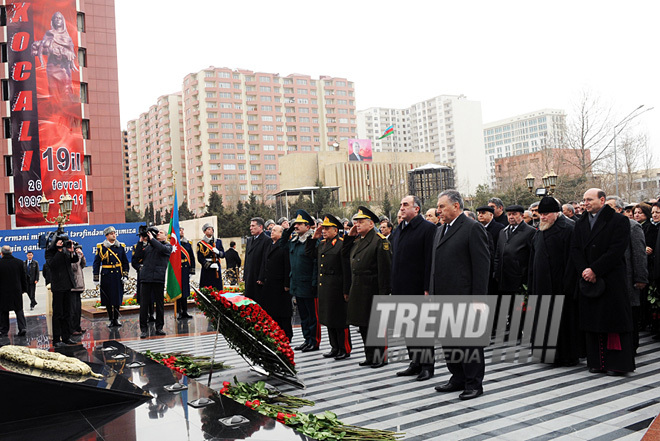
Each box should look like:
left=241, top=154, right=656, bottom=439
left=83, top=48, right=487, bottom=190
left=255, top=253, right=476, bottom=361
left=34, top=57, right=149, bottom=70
left=224, top=241, right=242, bottom=285
left=46, top=235, right=80, bottom=347
left=430, top=190, right=490, bottom=400
left=24, top=251, right=39, bottom=310
left=494, top=205, right=535, bottom=295
left=244, top=217, right=269, bottom=304
left=391, top=195, right=437, bottom=381
left=0, top=246, right=28, bottom=337
left=572, top=188, right=635, bottom=375
left=477, top=205, right=504, bottom=296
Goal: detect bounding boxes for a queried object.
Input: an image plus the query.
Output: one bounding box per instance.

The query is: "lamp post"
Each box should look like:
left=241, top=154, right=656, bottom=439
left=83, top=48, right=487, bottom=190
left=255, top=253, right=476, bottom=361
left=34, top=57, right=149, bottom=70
left=612, top=105, right=654, bottom=196
left=40, top=192, right=74, bottom=234
left=526, top=169, right=558, bottom=197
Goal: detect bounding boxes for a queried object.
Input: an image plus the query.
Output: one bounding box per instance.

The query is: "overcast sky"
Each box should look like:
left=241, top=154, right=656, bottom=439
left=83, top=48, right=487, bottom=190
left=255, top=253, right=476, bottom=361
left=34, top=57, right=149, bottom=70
left=115, top=0, right=658, bottom=161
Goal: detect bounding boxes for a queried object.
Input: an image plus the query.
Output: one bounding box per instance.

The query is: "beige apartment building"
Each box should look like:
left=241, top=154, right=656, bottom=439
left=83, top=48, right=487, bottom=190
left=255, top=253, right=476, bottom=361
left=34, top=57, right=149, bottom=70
left=126, top=68, right=357, bottom=216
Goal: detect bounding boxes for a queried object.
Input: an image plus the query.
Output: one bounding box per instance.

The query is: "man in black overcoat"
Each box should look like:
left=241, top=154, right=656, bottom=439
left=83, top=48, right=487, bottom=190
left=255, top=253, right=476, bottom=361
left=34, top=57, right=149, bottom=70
left=261, top=225, right=293, bottom=341
left=24, top=251, right=39, bottom=310
left=390, top=195, right=437, bottom=381
left=0, top=246, right=28, bottom=337
left=571, top=188, right=635, bottom=375
left=494, top=205, right=535, bottom=294
left=46, top=235, right=79, bottom=347
left=244, top=217, right=270, bottom=304
left=528, top=196, right=579, bottom=366
left=224, top=241, right=242, bottom=286
left=430, top=190, right=490, bottom=400
left=477, top=205, right=504, bottom=296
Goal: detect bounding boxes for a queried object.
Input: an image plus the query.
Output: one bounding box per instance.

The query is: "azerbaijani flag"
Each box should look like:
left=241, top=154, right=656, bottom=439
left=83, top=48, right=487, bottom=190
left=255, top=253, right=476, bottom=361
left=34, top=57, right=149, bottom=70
left=165, top=190, right=182, bottom=302
left=378, top=125, right=394, bottom=140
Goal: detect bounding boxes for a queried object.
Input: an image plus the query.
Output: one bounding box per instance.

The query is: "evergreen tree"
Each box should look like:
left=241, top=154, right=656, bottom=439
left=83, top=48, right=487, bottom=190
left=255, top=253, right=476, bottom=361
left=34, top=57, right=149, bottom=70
left=164, top=209, right=171, bottom=223
left=155, top=210, right=162, bottom=225
left=381, top=191, right=393, bottom=221
left=179, top=200, right=194, bottom=220
left=205, top=192, right=225, bottom=217
left=125, top=207, right=141, bottom=222
left=311, top=179, right=333, bottom=218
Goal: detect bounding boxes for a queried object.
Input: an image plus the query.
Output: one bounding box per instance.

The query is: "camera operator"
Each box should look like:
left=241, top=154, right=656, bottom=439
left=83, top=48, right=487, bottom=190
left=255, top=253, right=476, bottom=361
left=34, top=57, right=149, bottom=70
left=132, top=225, right=155, bottom=322
left=93, top=226, right=129, bottom=328
left=139, top=227, right=173, bottom=338
left=70, top=244, right=86, bottom=335
left=46, top=235, right=79, bottom=347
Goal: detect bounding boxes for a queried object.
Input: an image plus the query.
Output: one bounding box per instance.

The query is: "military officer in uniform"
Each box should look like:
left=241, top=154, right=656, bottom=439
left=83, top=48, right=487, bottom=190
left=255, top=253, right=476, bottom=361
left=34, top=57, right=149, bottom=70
left=197, top=223, right=225, bottom=290
left=306, top=214, right=352, bottom=360
left=178, top=227, right=195, bottom=319
left=93, top=226, right=129, bottom=327
left=342, top=206, right=392, bottom=368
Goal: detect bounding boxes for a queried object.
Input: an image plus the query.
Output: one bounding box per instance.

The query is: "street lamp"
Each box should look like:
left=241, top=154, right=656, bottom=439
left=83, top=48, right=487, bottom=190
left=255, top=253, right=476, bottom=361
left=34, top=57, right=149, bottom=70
left=525, top=173, right=535, bottom=192
left=40, top=192, right=74, bottom=234
left=525, top=170, right=558, bottom=197
left=612, top=105, right=654, bottom=195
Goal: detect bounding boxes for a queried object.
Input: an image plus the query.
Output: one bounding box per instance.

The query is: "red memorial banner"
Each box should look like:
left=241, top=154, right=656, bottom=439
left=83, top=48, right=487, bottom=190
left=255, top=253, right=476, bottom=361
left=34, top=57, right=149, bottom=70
left=6, top=1, right=87, bottom=227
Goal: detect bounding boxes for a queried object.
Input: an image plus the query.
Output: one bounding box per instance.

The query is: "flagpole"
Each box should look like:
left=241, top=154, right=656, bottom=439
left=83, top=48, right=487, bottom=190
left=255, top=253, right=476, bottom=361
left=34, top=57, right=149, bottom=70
left=172, top=173, right=178, bottom=320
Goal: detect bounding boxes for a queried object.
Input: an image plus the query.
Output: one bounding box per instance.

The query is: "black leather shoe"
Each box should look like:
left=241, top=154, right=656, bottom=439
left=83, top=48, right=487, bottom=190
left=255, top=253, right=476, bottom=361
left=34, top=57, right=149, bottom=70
left=302, top=345, right=319, bottom=353
left=155, top=329, right=166, bottom=336
left=415, top=370, right=434, bottom=381
left=371, top=360, right=388, bottom=369
left=182, top=313, right=193, bottom=319
left=589, top=367, right=606, bottom=374
left=459, top=389, right=483, bottom=400
left=606, top=370, right=626, bottom=377
left=323, top=350, right=339, bottom=358
left=107, top=321, right=115, bottom=328
left=435, top=382, right=463, bottom=392
left=334, top=352, right=350, bottom=360
left=53, top=341, right=66, bottom=348
left=63, top=338, right=79, bottom=345
left=140, top=331, right=148, bottom=339
left=396, top=366, right=422, bottom=377
left=294, top=343, right=309, bottom=351
left=16, top=330, right=27, bottom=337
left=359, top=360, right=373, bottom=367
left=115, top=320, right=122, bottom=327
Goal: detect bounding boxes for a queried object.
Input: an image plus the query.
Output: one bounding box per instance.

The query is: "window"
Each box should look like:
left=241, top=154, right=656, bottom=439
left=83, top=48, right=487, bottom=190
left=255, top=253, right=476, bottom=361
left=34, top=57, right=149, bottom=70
left=263, top=135, right=274, bottom=141
left=264, top=155, right=276, bottom=161
left=296, top=79, right=307, bottom=85
left=259, top=76, right=270, bottom=83
left=83, top=155, right=91, bottom=175
left=4, top=155, right=12, bottom=176
left=266, top=174, right=277, bottom=180
left=5, top=193, right=15, bottom=215
left=223, top=164, right=236, bottom=170
left=86, top=191, right=93, bottom=212
left=262, top=125, right=273, bottom=131
left=79, top=83, right=88, bottom=104
left=250, top=154, right=259, bottom=160
left=263, top=145, right=274, bottom=151
left=221, top=123, right=233, bottom=129
left=77, top=12, right=85, bottom=32
left=223, top=153, right=235, bottom=159
left=78, top=48, right=87, bottom=67
left=222, top=143, right=234, bottom=149
left=222, top=133, right=234, bottom=139
left=265, top=164, right=276, bottom=170
left=3, top=118, right=10, bottom=138
left=82, top=119, right=90, bottom=139
left=218, top=82, right=231, bottom=88
left=260, top=86, right=271, bottom=92
left=261, top=105, right=272, bottom=111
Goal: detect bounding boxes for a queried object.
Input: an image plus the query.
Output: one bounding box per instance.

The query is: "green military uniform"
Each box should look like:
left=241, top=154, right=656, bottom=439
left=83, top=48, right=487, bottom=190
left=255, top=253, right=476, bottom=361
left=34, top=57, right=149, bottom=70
left=342, top=206, right=392, bottom=366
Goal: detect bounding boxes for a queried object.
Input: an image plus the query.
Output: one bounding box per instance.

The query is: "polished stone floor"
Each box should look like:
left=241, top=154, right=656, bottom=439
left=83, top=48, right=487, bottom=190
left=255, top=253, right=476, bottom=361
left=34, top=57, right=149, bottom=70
left=2, top=308, right=660, bottom=440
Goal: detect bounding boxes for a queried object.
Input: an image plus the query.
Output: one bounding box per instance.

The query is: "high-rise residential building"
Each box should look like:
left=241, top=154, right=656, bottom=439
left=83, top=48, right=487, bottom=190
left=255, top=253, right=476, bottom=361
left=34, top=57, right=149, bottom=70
left=0, top=0, right=125, bottom=229
left=126, top=93, right=186, bottom=216
left=122, top=130, right=130, bottom=209
left=126, top=68, right=356, bottom=216
left=483, top=109, right=566, bottom=187
left=357, top=95, right=487, bottom=194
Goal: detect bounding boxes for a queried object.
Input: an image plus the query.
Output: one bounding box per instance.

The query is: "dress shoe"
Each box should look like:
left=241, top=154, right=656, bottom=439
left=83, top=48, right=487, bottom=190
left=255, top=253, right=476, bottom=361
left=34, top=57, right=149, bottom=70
left=371, top=360, right=388, bottom=369
left=115, top=320, right=122, bottom=327
left=16, top=330, right=27, bottom=337
left=30, top=306, right=34, bottom=311
left=155, top=329, right=166, bottom=336
left=72, top=331, right=83, bottom=336
left=63, top=338, right=79, bottom=345
left=435, top=382, right=463, bottom=393
left=606, top=370, right=626, bottom=377
left=396, top=366, right=422, bottom=377
left=459, top=389, right=483, bottom=400
left=182, top=313, right=193, bottom=319
left=294, top=343, right=309, bottom=351
left=359, top=360, right=373, bottom=367
left=415, top=369, right=434, bottom=381
left=107, top=321, right=115, bottom=328
left=323, top=349, right=339, bottom=358
left=589, top=367, right=606, bottom=374
left=334, top=352, right=350, bottom=360
left=53, top=341, right=67, bottom=348
left=302, top=345, right=319, bottom=353
left=140, top=331, right=148, bottom=339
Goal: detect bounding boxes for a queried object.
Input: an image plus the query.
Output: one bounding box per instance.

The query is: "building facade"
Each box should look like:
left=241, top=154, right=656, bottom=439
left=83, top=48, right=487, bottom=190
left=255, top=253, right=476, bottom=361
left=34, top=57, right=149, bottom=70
left=126, top=68, right=357, bottom=216
left=357, top=94, right=487, bottom=194
left=0, top=0, right=125, bottom=229
left=126, top=93, right=186, bottom=216
left=483, top=109, right=566, bottom=187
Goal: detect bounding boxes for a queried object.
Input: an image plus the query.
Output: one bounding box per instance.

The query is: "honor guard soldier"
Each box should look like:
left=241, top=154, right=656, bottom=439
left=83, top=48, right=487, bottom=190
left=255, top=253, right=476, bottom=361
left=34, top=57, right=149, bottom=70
left=305, top=214, right=352, bottom=360
left=93, top=226, right=129, bottom=327
left=342, top=206, right=392, bottom=368
left=178, top=227, right=195, bottom=319
left=197, top=223, right=225, bottom=290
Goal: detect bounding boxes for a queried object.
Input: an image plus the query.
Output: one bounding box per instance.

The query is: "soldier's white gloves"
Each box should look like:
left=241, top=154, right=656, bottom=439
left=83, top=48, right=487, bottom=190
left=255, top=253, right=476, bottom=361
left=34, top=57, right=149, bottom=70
left=210, top=263, right=219, bottom=270
left=121, top=277, right=128, bottom=285
left=94, top=280, right=100, bottom=288
left=212, top=247, right=220, bottom=255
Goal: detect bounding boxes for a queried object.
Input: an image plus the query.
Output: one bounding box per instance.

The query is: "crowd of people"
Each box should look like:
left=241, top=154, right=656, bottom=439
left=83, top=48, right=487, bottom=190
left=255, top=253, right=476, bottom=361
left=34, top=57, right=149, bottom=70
left=1, top=186, right=657, bottom=402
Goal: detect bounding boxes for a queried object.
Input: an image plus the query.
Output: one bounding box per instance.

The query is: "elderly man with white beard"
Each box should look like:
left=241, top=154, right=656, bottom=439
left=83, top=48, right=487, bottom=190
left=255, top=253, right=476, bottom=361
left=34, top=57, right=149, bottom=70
left=528, top=196, right=580, bottom=366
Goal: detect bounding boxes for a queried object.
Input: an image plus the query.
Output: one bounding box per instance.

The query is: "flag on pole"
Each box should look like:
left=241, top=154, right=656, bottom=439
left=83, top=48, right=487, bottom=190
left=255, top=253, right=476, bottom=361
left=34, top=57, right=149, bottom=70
left=378, top=125, right=394, bottom=140
left=165, top=190, right=182, bottom=302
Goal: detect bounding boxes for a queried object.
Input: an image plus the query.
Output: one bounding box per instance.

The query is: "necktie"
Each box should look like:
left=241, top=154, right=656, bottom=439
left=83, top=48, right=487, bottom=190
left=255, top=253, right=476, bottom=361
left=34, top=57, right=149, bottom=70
left=442, top=223, right=450, bottom=238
